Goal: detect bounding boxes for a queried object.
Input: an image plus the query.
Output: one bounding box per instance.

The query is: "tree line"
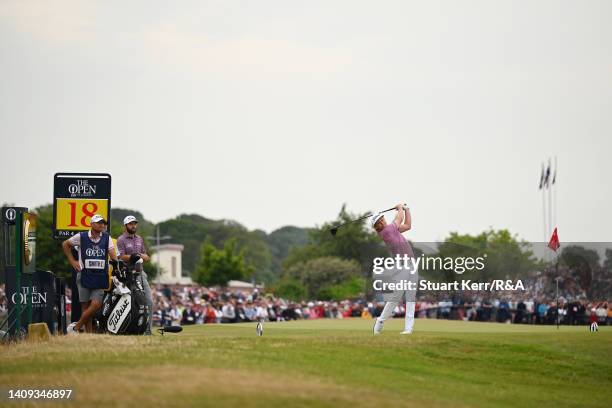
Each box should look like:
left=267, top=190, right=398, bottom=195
left=2, top=203, right=610, bottom=301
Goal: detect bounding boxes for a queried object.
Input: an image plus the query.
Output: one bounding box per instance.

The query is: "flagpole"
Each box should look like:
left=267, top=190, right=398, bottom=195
left=541, top=163, right=547, bottom=259
left=547, top=229, right=560, bottom=330
left=554, top=156, right=557, bottom=231
left=548, top=158, right=553, bottom=237
left=542, top=189, right=548, bottom=261
left=556, top=263, right=559, bottom=330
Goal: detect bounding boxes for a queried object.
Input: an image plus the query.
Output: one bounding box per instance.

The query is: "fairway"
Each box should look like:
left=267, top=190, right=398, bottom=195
left=1, top=319, right=611, bottom=408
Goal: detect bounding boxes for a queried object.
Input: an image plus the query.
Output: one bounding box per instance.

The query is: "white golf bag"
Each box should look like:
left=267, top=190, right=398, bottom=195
left=99, top=259, right=150, bottom=335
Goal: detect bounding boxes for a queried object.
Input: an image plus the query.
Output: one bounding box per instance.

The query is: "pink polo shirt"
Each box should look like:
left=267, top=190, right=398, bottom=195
left=378, top=223, right=414, bottom=257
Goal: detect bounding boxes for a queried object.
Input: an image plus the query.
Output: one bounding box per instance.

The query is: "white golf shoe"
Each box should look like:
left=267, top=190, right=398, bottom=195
left=67, top=322, right=79, bottom=335
left=400, top=330, right=412, bottom=335
left=373, top=318, right=384, bottom=334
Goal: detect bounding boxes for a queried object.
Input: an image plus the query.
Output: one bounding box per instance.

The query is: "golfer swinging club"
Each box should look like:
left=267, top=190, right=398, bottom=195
left=372, top=203, right=417, bottom=335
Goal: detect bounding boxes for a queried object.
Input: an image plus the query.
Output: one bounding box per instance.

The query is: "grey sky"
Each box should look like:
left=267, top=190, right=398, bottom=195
left=1, top=1, right=610, bottom=242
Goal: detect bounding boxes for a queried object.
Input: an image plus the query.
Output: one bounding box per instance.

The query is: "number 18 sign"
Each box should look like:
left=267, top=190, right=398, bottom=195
left=53, top=173, right=112, bottom=239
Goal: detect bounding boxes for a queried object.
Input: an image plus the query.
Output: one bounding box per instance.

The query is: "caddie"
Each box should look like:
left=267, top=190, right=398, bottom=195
left=62, top=214, right=118, bottom=334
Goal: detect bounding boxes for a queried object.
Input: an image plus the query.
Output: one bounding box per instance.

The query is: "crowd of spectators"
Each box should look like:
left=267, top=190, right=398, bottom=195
left=0, top=284, right=6, bottom=315
left=148, top=285, right=352, bottom=326
left=1, top=264, right=611, bottom=328
left=144, top=273, right=611, bottom=327
left=414, top=266, right=612, bottom=325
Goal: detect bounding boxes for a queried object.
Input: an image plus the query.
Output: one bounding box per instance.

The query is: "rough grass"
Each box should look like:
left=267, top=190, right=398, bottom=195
left=1, top=319, right=611, bottom=408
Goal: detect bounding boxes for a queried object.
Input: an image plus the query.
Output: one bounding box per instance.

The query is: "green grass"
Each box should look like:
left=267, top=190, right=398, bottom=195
left=1, top=319, right=611, bottom=407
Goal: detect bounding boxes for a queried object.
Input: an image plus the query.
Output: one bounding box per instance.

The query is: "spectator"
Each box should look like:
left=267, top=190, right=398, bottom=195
left=181, top=304, right=198, bottom=325
left=222, top=301, right=236, bottom=323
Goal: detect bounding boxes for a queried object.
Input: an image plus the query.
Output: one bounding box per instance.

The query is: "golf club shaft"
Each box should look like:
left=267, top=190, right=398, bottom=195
left=333, top=206, right=398, bottom=230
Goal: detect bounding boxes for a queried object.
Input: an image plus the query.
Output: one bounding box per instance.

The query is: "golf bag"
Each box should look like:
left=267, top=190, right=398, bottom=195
left=99, top=259, right=150, bottom=335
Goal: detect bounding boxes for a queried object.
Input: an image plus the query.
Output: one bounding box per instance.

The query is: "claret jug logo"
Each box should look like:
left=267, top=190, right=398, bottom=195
left=68, top=180, right=97, bottom=197
left=5, top=208, right=16, bottom=221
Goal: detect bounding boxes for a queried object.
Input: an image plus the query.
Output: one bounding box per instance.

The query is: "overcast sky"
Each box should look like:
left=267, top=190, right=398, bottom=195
left=1, top=1, right=610, bottom=242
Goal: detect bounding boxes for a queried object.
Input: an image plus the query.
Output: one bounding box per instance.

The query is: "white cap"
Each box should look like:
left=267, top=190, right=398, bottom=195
left=90, top=214, right=107, bottom=225
left=123, top=215, right=138, bottom=225
left=370, top=213, right=384, bottom=228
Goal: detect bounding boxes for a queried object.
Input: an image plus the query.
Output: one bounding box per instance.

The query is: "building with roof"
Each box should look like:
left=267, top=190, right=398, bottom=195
left=150, top=243, right=192, bottom=285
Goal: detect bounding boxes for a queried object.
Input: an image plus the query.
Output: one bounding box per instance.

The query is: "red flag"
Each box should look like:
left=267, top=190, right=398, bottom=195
left=548, top=227, right=560, bottom=252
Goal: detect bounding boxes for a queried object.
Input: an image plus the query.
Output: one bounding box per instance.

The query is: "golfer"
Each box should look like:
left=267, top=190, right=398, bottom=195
left=372, top=203, right=417, bottom=335
left=116, top=215, right=153, bottom=335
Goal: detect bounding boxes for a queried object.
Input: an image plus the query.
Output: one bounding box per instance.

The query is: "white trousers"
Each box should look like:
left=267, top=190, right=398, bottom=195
left=379, top=300, right=416, bottom=332
left=377, top=265, right=418, bottom=332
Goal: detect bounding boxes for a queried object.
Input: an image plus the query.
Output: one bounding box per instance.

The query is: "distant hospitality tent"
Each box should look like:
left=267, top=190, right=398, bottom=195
left=226, top=280, right=264, bottom=294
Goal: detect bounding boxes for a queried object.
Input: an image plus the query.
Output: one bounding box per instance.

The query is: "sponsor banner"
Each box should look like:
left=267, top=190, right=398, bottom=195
left=107, top=295, right=131, bottom=334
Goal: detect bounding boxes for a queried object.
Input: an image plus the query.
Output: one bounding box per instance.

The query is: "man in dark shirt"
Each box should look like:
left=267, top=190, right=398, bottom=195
left=181, top=304, right=198, bottom=325
left=116, top=215, right=153, bottom=335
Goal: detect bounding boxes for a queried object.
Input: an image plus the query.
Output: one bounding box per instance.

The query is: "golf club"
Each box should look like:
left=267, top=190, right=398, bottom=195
left=329, top=206, right=399, bottom=236
left=157, top=325, right=183, bottom=335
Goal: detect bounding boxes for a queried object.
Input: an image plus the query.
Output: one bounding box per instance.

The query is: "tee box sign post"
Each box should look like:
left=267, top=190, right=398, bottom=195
left=53, top=173, right=112, bottom=239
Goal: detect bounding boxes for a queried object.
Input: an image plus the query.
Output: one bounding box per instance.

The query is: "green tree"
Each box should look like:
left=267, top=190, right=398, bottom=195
left=266, top=226, right=310, bottom=276
left=435, top=229, right=538, bottom=281
left=240, top=229, right=273, bottom=284
left=560, top=245, right=600, bottom=291
left=561, top=245, right=600, bottom=269
left=273, top=278, right=307, bottom=301
left=33, top=204, right=71, bottom=278
left=284, top=256, right=361, bottom=299
left=158, top=214, right=275, bottom=283
left=282, top=205, right=387, bottom=299
left=193, top=239, right=254, bottom=286
left=604, top=249, right=612, bottom=270
left=316, top=276, right=365, bottom=300
left=283, top=204, right=386, bottom=272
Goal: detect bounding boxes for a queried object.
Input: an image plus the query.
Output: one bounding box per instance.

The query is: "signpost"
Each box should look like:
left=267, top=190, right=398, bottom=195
left=52, top=173, right=111, bottom=324
left=1, top=173, right=112, bottom=339
left=1, top=207, right=28, bottom=269
left=1, top=208, right=37, bottom=340
left=53, top=173, right=112, bottom=239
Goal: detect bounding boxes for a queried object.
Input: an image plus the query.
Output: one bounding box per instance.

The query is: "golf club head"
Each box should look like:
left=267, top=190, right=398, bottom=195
left=157, top=325, right=183, bottom=335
